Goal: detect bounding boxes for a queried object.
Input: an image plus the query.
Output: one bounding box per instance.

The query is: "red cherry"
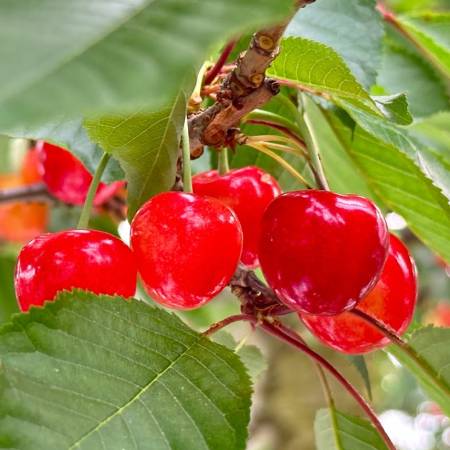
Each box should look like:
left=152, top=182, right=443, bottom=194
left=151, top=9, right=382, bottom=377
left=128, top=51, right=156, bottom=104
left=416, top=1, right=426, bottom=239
left=193, top=166, right=281, bottom=268
left=259, top=190, right=389, bottom=315
left=130, top=191, right=243, bottom=309
left=15, top=229, right=137, bottom=312
left=36, top=141, right=124, bottom=206
left=301, top=234, right=417, bottom=354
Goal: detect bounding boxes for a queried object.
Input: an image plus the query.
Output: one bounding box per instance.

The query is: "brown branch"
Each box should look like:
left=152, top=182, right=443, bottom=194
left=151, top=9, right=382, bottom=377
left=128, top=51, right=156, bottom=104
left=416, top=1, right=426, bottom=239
left=188, top=0, right=315, bottom=157
left=0, top=183, right=54, bottom=204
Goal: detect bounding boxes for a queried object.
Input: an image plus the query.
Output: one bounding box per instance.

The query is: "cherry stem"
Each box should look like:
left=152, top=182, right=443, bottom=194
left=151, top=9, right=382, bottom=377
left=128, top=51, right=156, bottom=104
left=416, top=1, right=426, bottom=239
left=351, top=309, right=407, bottom=347
left=204, top=40, right=237, bottom=86
left=182, top=119, right=193, bottom=193
left=260, top=320, right=396, bottom=450
left=351, top=308, right=450, bottom=397
left=202, top=314, right=256, bottom=336
left=246, top=119, right=307, bottom=151
left=245, top=141, right=312, bottom=188
left=303, top=118, right=330, bottom=191
left=77, top=152, right=111, bottom=229
left=218, top=148, right=230, bottom=175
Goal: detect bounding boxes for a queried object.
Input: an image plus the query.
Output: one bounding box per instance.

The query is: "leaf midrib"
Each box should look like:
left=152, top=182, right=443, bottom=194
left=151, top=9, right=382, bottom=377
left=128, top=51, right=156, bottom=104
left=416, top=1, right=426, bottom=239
left=68, top=334, right=201, bottom=449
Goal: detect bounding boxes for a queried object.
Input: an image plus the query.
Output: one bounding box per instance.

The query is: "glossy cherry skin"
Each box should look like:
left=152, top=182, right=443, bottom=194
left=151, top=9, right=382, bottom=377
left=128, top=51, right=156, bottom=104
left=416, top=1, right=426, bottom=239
left=259, top=190, right=389, bottom=315
left=130, top=191, right=243, bottom=310
left=301, top=234, right=417, bottom=354
left=15, top=229, right=138, bottom=312
left=36, top=141, right=124, bottom=206
left=193, top=166, right=281, bottom=268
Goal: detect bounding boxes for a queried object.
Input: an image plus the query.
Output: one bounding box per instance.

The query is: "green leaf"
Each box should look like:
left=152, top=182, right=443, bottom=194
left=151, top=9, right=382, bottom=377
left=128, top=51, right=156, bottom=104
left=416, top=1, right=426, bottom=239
left=410, top=112, right=450, bottom=157
left=85, top=92, right=187, bottom=218
left=212, top=331, right=267, bottom=382
left=0, top=252, right=19, bottom=324
left=0, top=291, right=252, bottom=450
left=348, top=355, right=372, bottom=400
left=286, top=0, right=383, bottom=88
left=398, top=12, right=450, bottom=79
left=388, top=326, right=450, bottom=417
left=377, top=41, right=449, bottom=117
left=338, top=99, right=450, bottom=205
left=314, top=408, right=389, bottom=450
left=338, top=100, right=419, bottom=159
left=416, top=147, right=450, bottom=202
left=372, top=93, right=413, bottom=126
left=299, top=94, right=379, bottom=200
left=0, top=0, right=293, bottom=129
left=268, top=38, right=375, bottom=112
left=327, top=111, right=450, bottom=263
left=0, top=119, right=124, bottom=182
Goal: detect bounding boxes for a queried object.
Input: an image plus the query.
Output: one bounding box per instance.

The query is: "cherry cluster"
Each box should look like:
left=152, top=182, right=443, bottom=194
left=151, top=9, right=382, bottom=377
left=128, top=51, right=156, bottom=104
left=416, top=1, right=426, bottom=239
left=14, top=144, right=417, bottom=355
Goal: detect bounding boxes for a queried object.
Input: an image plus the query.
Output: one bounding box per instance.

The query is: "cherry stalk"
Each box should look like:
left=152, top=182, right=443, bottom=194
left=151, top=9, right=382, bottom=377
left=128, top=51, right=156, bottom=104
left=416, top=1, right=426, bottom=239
left=203, top=313, right=396, bottom=450
left=204, top=40, right=237, bottom=86
left=260, top=320, right=396, bottom=450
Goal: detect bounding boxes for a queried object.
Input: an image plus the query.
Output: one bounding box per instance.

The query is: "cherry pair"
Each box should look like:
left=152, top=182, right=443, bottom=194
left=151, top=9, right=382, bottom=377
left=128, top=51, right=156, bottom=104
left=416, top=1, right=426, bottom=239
left=259, top=190, right=417, bottom=354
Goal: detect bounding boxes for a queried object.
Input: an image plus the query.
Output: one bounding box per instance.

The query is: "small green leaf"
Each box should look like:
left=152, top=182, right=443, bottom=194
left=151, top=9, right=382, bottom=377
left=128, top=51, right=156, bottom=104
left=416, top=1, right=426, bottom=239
left=388, top=326, right=450, bottom=417
left=286, top=0, right=383, bottom=88
left=268, top=37, right=376, bottom=112
left=0, top=0, right=294, bottom=129
left=348, top=355, right=372, bottom=400
left=0, top=291, right=252, bottom=450
left=372, top=93, right=413, bottom=126
left=85, top=92, right=187, bottom=218
left=212, top=331, right=267, bottom=382
left=314, top=408, right=389, bottom=450
left=0, top=119, right=124, bottom=182
left=398, top=12, right=450, bottom=79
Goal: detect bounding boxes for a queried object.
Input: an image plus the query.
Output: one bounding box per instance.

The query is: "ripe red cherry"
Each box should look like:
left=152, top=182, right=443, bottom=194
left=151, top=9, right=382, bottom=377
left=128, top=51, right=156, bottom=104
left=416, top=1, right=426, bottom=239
left=301, top=234, right=417, bottom=354
left=15, top=229, right=137, bottom=312
left=193, top=166, right=281, bottom=268
left=130, top=191, right=243, bottom=309
left=259, top=190, right=389, bottom=315
left=36, top=141, right=124, bottom=206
